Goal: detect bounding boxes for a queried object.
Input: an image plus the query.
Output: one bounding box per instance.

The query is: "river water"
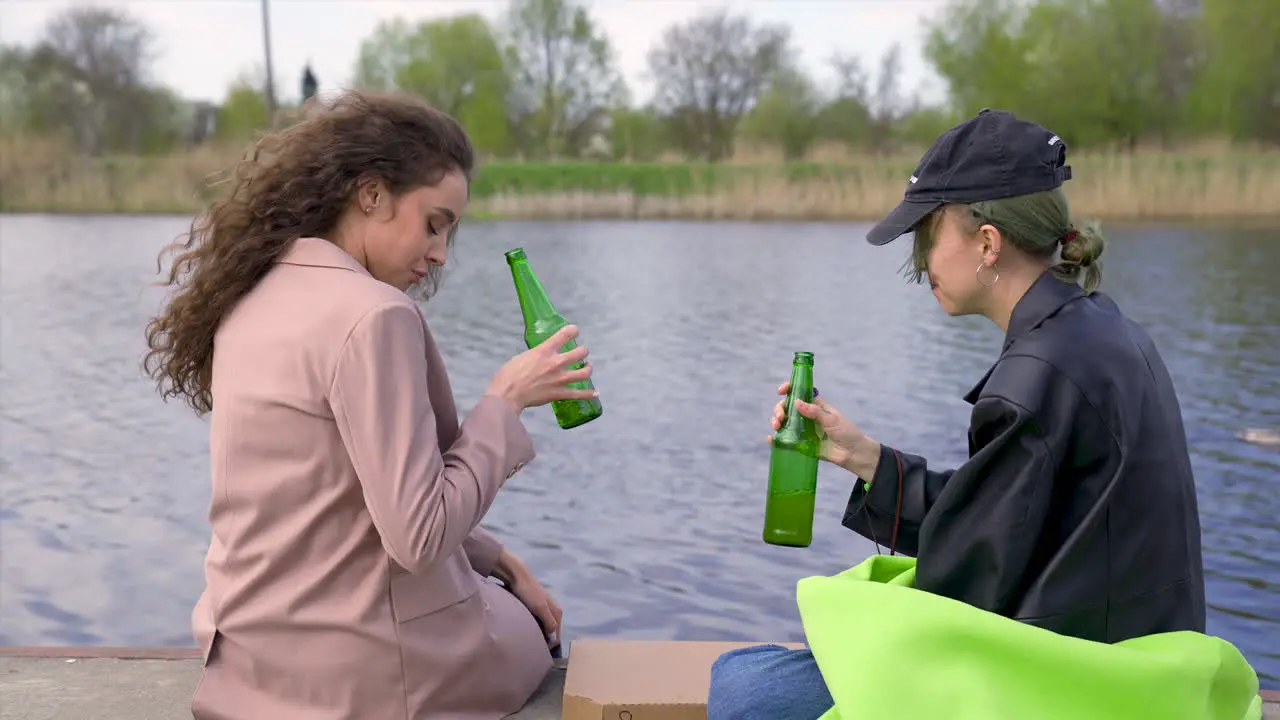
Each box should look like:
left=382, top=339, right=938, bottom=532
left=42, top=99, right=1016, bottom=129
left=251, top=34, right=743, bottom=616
left=1, top=214, right=1277, bottom=687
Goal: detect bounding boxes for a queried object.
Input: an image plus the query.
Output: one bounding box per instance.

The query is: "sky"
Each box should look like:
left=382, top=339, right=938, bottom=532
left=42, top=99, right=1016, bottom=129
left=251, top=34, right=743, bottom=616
left=0, top=0, right=950, bottom=106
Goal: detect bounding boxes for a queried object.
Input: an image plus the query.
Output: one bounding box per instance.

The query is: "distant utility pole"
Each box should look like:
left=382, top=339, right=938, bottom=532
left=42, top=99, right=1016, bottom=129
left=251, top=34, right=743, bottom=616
left=261, top=0, right=277, bottom=117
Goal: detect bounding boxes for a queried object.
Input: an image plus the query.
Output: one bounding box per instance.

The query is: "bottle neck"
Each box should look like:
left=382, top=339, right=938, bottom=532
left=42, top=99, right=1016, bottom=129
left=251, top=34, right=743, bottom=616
left=782, top=363, right=815, bottom=430
left=508, top=258, right=559, bottom=327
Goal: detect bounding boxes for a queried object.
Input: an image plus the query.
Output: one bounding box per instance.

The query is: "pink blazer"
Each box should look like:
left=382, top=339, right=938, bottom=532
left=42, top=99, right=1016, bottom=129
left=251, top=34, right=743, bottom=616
left=191, top=237, right=552, bottom=719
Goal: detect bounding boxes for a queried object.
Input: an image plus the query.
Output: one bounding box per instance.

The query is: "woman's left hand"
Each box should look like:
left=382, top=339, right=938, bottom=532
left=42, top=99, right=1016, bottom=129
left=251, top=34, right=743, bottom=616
left=496, top=549, right=563, bottom=648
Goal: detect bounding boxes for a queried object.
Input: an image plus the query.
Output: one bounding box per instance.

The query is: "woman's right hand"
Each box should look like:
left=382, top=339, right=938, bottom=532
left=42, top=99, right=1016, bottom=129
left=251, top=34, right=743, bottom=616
left=487, top=325, right=598, bottom=412
left=769, top=382, right=881, bottom=480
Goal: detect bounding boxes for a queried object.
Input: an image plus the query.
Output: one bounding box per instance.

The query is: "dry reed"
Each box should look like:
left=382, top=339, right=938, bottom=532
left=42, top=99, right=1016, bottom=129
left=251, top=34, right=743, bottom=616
left=3, top=135, right=1280, bottom=222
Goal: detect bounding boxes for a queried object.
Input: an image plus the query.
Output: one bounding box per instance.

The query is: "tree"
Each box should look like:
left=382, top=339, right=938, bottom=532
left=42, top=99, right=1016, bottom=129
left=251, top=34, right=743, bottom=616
left=1191, top=0, right=1280, bottom=142
left=0, top=7, right=181, bottom=154
left=740, top=66, right=821, bottom=160
left=1025, top=0, right=1171, bottom=147
left=607, top=106, right=666, bottom=161
left=924, top=0, right=1037, bottom=123
left=216, top=72, right=270, bottom=142
left=37, top=5, right=172, bottom=154
left=895, top=105, right=962, bottom=148
left=814, top=53, right=873, bottom=149
left=867, top=44, right=906, bottom=151
left=646, top=9, right=791, bottom=161
left=504, top=0, right=624, bottom=158
left=354, top=15, right=514, bottom=155
left=924, top=0, right=1179, bottom=148
left=0, top=46, right=39, bottom=136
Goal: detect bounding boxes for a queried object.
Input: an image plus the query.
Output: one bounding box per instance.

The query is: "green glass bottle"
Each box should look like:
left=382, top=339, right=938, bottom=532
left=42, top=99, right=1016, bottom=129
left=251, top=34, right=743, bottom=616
left=762, top=351, right=821, bottom=548
left=505, top=247, right=603, bottom=430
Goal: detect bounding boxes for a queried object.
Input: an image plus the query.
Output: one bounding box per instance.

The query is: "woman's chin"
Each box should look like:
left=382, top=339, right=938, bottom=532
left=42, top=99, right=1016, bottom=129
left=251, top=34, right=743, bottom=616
left=933, top=291, right=969, bottom=317
left=390, top=273, right=420, bottom=293
left=937, top=298, right=978, bottom=317
left=932, top=286, right=953, bottom=313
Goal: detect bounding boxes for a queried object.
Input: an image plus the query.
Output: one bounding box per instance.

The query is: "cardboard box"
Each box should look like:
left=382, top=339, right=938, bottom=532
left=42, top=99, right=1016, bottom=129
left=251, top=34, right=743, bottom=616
left=561, top=639, right=806, bottom=720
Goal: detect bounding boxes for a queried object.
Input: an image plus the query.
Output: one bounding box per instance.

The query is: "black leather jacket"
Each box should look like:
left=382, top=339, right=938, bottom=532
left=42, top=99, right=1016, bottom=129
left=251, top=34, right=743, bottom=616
left=845, top=272, right=1206, bottom=644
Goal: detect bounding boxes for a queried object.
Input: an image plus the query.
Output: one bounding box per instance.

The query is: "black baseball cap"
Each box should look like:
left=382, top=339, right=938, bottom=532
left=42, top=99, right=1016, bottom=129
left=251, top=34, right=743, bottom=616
left=866, top=109, right=1073, bottom=246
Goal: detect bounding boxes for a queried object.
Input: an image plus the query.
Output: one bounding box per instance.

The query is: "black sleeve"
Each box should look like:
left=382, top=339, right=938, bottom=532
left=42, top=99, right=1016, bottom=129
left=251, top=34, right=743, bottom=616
left=842, top=444, right=953, bottom=557
left=843, top=355, right=1074, bottom=615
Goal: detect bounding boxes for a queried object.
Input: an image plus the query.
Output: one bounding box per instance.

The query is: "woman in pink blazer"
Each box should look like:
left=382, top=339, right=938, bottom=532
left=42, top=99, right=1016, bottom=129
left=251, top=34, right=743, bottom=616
left=142, top=91, right=596, bottom=720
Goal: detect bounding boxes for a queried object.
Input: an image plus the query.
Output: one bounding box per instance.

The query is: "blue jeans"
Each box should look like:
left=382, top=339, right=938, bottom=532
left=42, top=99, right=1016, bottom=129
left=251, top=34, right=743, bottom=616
left=707, top=644, right=834, bottom=720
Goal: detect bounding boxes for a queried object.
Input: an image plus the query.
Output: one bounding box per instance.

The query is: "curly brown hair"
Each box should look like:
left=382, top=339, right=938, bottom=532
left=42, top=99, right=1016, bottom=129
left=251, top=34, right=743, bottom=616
left=143, top=90, right=475, bottom=416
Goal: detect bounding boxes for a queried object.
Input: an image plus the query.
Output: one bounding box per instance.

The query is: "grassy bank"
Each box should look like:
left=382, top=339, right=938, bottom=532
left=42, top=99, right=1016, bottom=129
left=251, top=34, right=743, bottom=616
left=4, top=138, right=1280, bottom=221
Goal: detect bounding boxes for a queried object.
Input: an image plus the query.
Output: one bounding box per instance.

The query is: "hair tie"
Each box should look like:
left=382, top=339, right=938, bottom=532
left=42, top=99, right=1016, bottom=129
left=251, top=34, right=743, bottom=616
left=1061, top=229, right=1079, bottom=244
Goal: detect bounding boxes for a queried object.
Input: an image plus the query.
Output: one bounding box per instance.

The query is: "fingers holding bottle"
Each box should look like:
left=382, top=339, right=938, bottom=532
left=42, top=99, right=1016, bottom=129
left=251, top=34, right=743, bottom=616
left=771, top=381, right=821, bottom=431
left=488, top=325, right=600, bottom=410
left=542, top=325, right=596, bottom=401
left=536, top=324, right=582, bottom=356
left=767, top=381, right=871, bottom=473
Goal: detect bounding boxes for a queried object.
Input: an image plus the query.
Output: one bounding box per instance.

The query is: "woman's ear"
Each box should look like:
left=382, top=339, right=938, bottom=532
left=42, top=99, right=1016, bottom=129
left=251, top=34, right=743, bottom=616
left=355, top=178, right=384, bottom=215
left=978, top=223, right=1003, bottom=260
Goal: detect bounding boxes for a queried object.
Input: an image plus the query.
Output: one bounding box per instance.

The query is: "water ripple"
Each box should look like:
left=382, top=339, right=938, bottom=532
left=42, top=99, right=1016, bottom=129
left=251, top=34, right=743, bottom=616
left=1, top=215, right=1276, bottom=687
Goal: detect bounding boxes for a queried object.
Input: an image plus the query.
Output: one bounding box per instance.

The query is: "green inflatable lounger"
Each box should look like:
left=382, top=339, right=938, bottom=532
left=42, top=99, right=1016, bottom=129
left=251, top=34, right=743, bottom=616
left=797, top=555, right=1263, bottom=720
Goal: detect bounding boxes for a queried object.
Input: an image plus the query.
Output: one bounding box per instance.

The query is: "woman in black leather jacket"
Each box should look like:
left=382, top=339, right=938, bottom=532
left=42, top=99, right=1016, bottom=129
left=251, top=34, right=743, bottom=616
left=708, top=109, right=1206, bottom=720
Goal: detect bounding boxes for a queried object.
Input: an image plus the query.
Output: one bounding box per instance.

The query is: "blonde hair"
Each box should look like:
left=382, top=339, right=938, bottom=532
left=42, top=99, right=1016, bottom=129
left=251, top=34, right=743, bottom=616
left=908, top=187, right=1105, bottom=293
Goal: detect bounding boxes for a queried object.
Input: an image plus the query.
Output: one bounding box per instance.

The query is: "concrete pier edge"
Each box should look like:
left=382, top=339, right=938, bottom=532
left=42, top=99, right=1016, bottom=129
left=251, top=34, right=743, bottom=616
left=1, top=646, right=1276, bottom=719
left=0, top=646, right=200, bottom=660
left=0, top=646, right=566, bottom=719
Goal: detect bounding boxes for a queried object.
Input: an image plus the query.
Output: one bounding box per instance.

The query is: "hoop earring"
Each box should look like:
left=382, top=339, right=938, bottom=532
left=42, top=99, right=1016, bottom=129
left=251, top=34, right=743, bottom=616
left=975, top=263, right=999, bottom=287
